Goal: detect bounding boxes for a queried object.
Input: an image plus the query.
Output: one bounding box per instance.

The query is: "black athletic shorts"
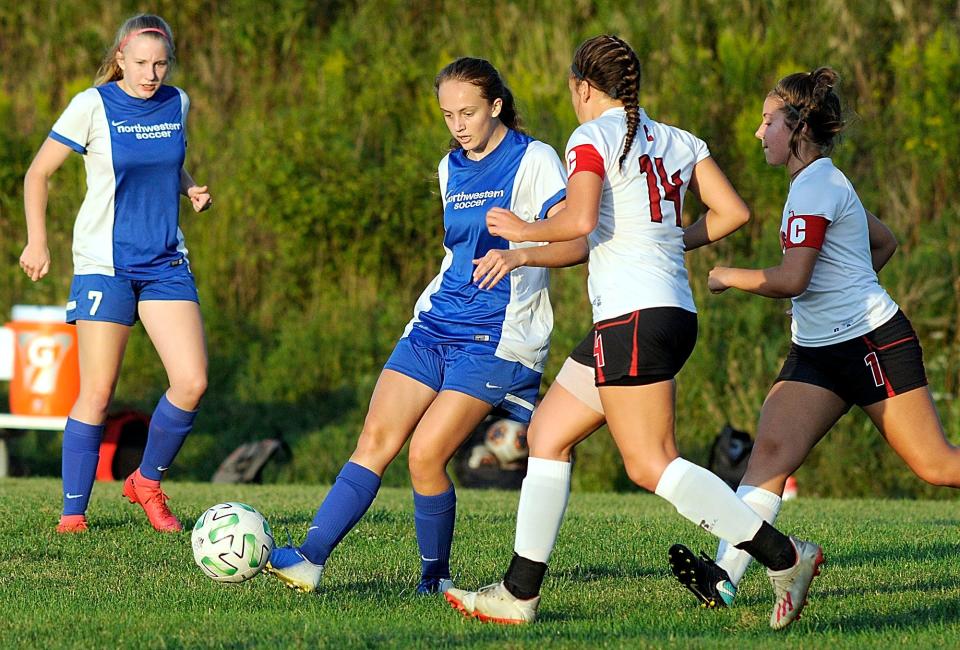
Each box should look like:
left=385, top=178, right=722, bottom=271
left=570, top=307, right=698, bottom=387
left=775, top=310, right=928, bottom=406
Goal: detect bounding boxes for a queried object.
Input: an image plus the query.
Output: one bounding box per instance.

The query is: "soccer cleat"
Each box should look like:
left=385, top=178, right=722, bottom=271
left=264, top=545, right=324, bottom=593
left=56, top=514, right=88, bottom=534
left=668, top=543, right=737, bottom=608
left=122, top=469, right=182, bottom=532
left=445, top=582, right=539, bottom=624
left=768, top=537, right=824, bottom=630
left=417, top=576, right=455, bottom=595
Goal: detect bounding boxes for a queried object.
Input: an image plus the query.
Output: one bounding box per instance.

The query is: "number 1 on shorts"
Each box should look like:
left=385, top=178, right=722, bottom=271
left=864, top=351, right=884, bottom=387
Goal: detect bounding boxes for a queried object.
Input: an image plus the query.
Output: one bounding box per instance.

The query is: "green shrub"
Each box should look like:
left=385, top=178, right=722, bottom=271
left=1, top=1, right=957, bottom=496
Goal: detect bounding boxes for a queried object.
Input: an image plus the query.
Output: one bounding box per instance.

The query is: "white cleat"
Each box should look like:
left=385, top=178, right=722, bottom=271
left=445, top=582, right=539, bottom=624
left=264, top=546, right=324, bottom=593
left=768, top=537, right=825, bottom=630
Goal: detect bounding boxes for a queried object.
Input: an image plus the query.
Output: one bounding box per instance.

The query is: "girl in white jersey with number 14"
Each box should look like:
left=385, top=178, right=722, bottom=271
left=669, top=67, right=960, bottom=609
left=19, top=14, right=212, bottom=534
left=446, top=35, right=823, bottom=631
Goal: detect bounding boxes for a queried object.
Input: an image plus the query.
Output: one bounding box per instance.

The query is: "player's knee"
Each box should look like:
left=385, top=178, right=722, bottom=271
left=911, top=459, right=959, bottom=488
left=353, top=420, right=403, bottom=468
left=171, top=373, right=207, bottom=406
left=76, top=386, right=114, bottom=419
left=353, top=428, right=383, bottom=459
left=527, top=435, right=572, bottom=460
left=407, top=443, right=444, bottom=480
left=623, top=459, right=659, bottom=492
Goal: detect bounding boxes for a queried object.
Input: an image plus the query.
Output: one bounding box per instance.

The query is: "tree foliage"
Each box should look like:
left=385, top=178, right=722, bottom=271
left=1, top=0, right=957, bottom=495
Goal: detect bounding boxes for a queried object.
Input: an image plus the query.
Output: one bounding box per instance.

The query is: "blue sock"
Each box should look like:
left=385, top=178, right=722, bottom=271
left=299, top=462, right=381, bottom=565
left=139, top=394, right=197, bottom=481
left=62, top=418, right=104, bottom=516
left=413, top=484, right=456, bottom=580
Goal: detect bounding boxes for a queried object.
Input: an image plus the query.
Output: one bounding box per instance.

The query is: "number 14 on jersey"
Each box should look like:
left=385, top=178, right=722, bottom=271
left=639, top=154, right=683, bottom=227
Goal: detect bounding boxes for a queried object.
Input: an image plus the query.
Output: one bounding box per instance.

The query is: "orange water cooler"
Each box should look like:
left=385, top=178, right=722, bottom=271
left=6, top=305, right=80, bottom=416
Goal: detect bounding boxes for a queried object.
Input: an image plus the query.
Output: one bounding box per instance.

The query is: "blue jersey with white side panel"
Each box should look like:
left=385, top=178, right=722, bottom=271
left=50, top=82, right=189, bottom=279
left=402, top=129, right=567, bottom=372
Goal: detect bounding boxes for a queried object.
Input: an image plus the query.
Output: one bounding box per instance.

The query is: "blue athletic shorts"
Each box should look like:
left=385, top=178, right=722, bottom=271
left=66, top=268, right=200, bottom=326
left=383, top=331, right=542, bottom=423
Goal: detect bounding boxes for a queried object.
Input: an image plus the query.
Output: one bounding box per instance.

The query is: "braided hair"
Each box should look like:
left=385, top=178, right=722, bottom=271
left=571, top=35, right=642, bottom=169
left=771, top=67, right=845, bottom=158
left=434, top=57, right=524, bottom=151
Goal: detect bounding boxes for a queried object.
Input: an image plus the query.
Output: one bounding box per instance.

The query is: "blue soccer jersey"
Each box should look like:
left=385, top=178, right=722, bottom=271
left=50, top=82, right=189, bottom=279
left=402, top=130, right=567, bottom=372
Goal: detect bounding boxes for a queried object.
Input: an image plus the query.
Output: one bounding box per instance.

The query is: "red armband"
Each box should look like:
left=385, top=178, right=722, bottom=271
left=567, top=144, right=605, bottom=180
left=782, top=214, right=828, bottom=250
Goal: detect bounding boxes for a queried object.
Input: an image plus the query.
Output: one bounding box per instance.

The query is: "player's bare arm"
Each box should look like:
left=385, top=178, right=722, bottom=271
left=180, top=167, right=213, bottom=212
left=865, top=209, right=897, bottom=272
left=683, top=157, right=750, bottom=251
left=20, top=138, right=73, bottom=281
left=487, top=171, right=601, bottom=243
left=708, top=247, right=819, bottom=297
left=473, top=238, right=589, bottom=290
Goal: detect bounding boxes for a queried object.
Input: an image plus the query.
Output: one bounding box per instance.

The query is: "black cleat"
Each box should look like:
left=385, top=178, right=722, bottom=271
left=669, top=543, right=737, bottom=608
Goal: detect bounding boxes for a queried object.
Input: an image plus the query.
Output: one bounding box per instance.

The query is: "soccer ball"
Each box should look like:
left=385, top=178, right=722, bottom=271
left=191, top=502, right=275, bottom=583
left=466, top=443, right=500, bottom=469
left=484, top=419, right=528, bottom=466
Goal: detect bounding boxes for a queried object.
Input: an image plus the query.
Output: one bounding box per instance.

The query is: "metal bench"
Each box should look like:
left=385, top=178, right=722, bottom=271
left=0, top=413, right=66, bottom=478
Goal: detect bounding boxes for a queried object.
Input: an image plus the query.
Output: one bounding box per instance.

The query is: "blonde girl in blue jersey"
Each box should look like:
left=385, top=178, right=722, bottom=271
left=265, top=57, right=587, bottom=595
left=20, top=14, right=211, bottom=534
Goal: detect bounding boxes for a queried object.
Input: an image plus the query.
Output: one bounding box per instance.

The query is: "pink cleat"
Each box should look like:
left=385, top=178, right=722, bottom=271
left=122, top=469, right=182, bottom=532
left=56, top=514, right=88, bottom=533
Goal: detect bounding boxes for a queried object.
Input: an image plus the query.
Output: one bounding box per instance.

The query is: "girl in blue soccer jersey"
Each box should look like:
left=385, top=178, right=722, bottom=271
left=265, top=57, right=586, bottom=595
left=669, top=67, right=960, bottom=609
left=19, top=14, right=212, bottom=534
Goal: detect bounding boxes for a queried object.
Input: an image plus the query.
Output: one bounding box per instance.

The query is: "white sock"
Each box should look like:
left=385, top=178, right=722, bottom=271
left=716, top=485, right=782, bottom=586
left=514, top=457, right=572, bottom=563
left=654, top=458, right=763, bottom=545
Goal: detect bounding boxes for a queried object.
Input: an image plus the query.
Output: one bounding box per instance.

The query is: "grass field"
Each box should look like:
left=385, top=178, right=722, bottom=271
left=2, top=478, right=959, bottom=649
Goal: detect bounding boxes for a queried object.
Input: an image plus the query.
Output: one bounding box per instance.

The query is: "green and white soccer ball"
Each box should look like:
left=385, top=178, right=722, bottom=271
left=191, top=502, right=275, bottom=583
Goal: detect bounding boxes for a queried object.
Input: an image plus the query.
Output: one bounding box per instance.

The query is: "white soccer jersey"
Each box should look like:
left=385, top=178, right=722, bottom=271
left=50, top=82, right=190, bottom=278
left=402, top=130, right=567, bottom=372
left=565, top=108, right=708, bottom=323
left=780, top=158, right=899, bottom=346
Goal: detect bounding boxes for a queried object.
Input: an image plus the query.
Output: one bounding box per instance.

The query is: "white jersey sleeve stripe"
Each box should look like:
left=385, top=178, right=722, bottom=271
left=50, top=88, right=101, bottom=155
left=538, top=187, right=565, bottom=220
left=49, top=131, right=86, bottom=154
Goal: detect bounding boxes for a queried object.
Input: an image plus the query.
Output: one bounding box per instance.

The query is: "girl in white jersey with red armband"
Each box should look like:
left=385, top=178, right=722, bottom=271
left=445, top=35, right=823, bottom=631
left=265, top=57, right=585, bottom=596
left=19, top=14, right=212, bottom=535
left=669, top=67, right=960, bottom=611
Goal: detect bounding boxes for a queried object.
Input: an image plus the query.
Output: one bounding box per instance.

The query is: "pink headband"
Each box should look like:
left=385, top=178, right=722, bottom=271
left=118, top=27, right=169, bottom=53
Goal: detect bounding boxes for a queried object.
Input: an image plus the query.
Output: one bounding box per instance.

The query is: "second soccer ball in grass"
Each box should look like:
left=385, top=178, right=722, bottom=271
left=191, top=502, right=275, bottom=583
left=484, top=418, right=528, bottom=467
